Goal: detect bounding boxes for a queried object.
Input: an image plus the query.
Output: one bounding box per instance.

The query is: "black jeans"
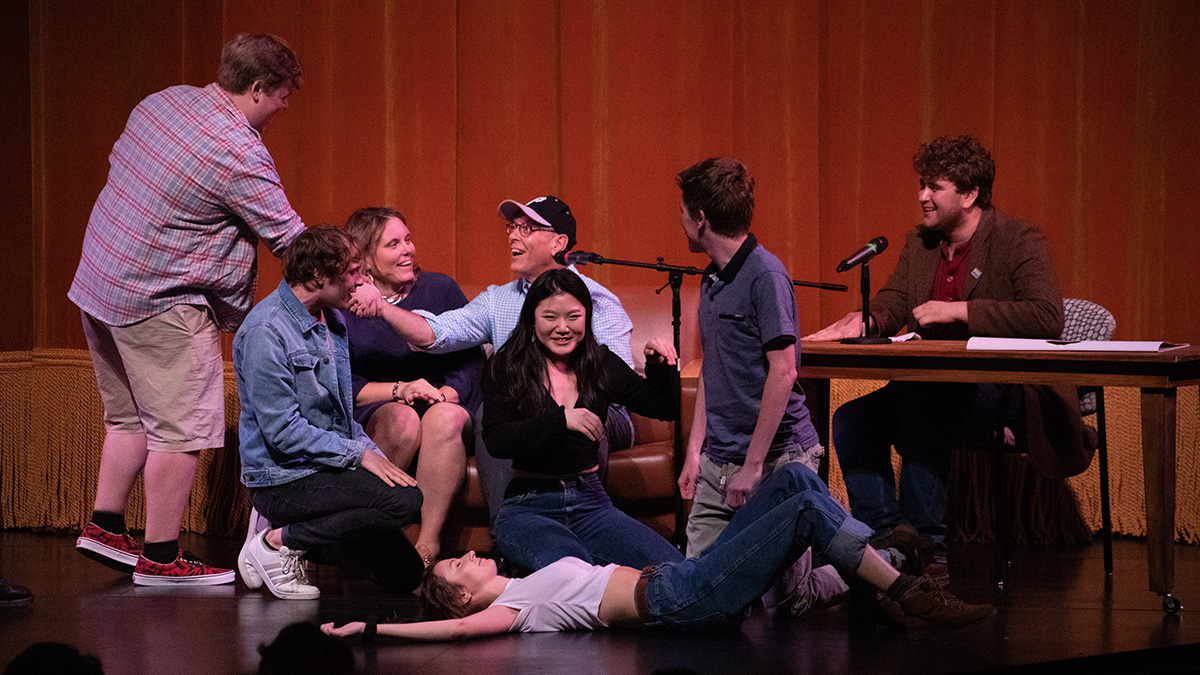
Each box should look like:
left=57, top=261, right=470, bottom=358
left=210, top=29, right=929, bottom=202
left=249, top=467, right=424, bottom=592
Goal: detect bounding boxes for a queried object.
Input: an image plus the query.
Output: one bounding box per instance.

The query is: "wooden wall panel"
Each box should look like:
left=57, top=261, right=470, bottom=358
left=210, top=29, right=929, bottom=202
left=4, top=0, right=1198, bottom=353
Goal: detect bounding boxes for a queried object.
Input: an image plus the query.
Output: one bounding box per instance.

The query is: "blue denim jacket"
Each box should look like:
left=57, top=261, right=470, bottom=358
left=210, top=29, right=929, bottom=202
left=233, top=280, right=379, bottom=488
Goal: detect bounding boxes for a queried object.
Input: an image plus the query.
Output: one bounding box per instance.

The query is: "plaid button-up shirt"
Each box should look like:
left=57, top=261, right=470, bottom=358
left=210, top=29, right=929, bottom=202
left=70, top=83, right=305, bottom=332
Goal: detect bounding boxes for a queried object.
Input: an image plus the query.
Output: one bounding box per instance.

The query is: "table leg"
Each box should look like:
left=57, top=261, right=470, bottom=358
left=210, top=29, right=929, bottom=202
left=1140, top=387, right=1178, bottom=611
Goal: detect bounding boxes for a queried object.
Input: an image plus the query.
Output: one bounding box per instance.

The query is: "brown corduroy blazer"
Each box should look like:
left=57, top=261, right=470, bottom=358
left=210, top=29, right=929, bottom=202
left=867, top=209, right=1094, bottom=479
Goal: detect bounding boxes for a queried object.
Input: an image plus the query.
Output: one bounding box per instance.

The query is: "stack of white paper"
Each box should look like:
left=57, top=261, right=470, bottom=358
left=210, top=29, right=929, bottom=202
left=966, top=337, right=1189, bottom=352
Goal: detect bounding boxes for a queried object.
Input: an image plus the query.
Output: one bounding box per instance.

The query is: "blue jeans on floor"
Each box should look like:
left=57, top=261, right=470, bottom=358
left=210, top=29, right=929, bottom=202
left=249, top=466, right=423, bottom=591
left=832, top=381, right=1019, bottom=560
left=493, top=472, right=683, bottom=572
left=642, top=463, right=871, bottom=630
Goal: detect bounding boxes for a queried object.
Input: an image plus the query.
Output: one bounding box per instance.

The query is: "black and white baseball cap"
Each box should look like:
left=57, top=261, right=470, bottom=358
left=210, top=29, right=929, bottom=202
left=498, top=195, right=577, bottom=251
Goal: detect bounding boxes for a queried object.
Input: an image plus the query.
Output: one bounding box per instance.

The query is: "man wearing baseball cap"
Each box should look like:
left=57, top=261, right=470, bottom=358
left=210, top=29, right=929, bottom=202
left=350, top=195, right=635, bottom=520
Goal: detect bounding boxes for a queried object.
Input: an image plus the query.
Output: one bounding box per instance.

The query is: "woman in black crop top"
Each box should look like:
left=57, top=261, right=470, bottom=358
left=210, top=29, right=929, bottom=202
left=481, top=269, right=683, bottom=572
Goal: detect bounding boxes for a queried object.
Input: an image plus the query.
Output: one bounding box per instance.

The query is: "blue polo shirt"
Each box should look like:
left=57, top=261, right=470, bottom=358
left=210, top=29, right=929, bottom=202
left=698, top=234, right=820, bottom=465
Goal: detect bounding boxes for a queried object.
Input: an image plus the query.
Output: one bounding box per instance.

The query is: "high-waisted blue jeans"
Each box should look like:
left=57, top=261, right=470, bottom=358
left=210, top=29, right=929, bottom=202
left=641, top=463, right=871, bottom=630
left=493, top=472, right=683, bottom=572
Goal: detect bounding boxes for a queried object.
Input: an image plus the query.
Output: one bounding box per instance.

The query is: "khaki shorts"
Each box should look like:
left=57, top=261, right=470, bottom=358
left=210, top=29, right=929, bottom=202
left=82, top=305, right=224, bottom=452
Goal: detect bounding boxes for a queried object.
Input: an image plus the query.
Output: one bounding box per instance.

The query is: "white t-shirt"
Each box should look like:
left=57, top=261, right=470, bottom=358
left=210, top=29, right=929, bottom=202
left=492, top=557, right=619, bottom=632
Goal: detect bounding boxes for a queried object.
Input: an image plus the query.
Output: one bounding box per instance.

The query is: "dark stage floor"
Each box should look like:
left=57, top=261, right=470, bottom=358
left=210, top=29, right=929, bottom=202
left=1, top=531, right=1198, bottom=675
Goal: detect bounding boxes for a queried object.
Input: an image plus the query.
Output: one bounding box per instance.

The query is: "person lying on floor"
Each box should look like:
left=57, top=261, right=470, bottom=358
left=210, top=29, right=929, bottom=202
left=321, top=462, right=995, bottom=640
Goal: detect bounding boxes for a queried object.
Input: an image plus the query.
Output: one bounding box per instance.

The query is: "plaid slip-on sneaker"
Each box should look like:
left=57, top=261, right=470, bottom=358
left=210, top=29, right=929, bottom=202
left=76, top=522, right=142, bottom=573
left=132, top=551, right=235, bottom=586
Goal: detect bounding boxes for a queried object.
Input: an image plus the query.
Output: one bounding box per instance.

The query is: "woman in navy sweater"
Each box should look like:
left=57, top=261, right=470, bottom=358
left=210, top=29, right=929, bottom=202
left=344, top=207, right=484, bottom=565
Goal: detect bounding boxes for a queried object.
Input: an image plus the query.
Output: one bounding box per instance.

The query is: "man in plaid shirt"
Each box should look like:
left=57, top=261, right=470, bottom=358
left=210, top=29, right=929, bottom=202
left=69, top=34, right=307, bottom=585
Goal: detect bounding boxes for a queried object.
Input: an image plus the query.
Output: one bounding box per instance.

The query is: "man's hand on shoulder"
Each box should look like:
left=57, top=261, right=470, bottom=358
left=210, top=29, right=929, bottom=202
left=912, top=300, right=967, bottom=327
left=803, top=311, right=867, bottom=341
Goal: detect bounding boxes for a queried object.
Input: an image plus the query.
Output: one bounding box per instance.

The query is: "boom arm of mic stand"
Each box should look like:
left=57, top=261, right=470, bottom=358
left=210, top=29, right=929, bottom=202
left=793, top=279, right=847, bottom=292
left=584, top=254, right=848, bottom=292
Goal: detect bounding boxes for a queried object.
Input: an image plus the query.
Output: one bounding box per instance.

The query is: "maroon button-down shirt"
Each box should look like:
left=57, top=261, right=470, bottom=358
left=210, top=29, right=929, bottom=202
left=930, top=238, right=973, bottom=302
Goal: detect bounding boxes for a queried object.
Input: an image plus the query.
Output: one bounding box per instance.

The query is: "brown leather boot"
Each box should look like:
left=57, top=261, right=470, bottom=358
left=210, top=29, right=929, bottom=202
left=879, top=574, right=995, bottom=635
left=870, top=523, right=926, bottom=576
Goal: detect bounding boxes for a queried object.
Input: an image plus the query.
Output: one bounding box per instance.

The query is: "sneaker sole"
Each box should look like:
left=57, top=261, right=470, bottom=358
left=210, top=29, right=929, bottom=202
left=0, top=597, right=34, bottom=608
left=262, top=583, right=320, bottom=600
left=901, top=605, right=997, bottom=639
left=76, top=538, right=139, bottom=573
left=132, top=570, right=236, bottom=586
left=248, top=555, right=320, bottom=600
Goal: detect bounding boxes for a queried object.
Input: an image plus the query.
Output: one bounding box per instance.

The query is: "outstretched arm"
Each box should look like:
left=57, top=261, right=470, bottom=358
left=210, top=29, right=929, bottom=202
left=322, top=605, right=519, bottom=642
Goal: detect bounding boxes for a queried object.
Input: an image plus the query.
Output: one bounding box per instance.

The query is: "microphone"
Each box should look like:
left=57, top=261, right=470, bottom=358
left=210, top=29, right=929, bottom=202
left=836, top=236, right=888, bottom=273
left=553, top=250, right=602, bottom=266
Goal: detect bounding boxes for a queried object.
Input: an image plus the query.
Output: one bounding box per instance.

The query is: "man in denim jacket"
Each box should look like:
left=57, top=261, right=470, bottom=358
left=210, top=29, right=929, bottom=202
left=234, top=225, right=424, bottom=600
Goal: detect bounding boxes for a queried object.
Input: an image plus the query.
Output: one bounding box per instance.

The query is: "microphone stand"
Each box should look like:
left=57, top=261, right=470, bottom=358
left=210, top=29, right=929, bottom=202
left=575, top=253, right=845, bottom=543
left=840, top=260, right=890, bottom=344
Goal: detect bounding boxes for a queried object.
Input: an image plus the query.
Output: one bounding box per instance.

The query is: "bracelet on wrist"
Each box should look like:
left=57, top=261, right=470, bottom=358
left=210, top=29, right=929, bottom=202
left=392, top=381, right=402, bottom=402
left=363, top=613, right=378, bottom=644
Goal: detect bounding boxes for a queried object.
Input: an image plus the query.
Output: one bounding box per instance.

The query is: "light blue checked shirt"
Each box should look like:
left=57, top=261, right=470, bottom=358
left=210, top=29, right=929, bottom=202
left=415, top=266, right=634, bottom=368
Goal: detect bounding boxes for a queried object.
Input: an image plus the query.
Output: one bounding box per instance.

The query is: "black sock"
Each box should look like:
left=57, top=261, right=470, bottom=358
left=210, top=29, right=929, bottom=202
left=143, top=540, right=178, bottom=564
left=885, top=573, right=919, bottom=600
left=90, top=510, right=127, bottom=535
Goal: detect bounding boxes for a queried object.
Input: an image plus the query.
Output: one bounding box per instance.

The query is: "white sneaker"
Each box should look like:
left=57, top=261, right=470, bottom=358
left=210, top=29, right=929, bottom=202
left=238, top=507, right=268, bottom=589
left=238, top=533, right=263, bottom=590
left=245, top=530, right=320, bottom=600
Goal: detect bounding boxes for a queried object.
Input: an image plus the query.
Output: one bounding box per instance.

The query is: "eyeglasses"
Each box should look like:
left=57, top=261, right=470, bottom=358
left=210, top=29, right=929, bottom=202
left=505, top=221, right=557, bottom=237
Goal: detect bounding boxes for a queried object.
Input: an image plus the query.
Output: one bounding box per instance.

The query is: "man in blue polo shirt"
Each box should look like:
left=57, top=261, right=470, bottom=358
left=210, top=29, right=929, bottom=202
left=674, top=157, right=849, bottom=616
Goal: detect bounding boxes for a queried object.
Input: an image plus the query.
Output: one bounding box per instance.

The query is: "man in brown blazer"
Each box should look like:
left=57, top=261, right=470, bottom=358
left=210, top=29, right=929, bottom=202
left=806, top=135, right=1073, bottom=584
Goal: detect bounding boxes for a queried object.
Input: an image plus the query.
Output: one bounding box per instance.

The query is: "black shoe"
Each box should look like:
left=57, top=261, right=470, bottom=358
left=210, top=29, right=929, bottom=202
left=0, top=575, right=33, bottom=608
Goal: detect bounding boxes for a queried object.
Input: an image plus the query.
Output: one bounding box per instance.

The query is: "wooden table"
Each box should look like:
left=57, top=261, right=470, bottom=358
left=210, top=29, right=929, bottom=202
left=798, top=339, right=1200, bottom=612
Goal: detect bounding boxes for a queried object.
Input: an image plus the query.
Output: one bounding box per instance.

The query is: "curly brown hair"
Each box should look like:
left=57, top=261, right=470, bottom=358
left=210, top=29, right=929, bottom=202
left=281, top=225, right=360, bottom=288
left=912, top=135, right=994, bottom=210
